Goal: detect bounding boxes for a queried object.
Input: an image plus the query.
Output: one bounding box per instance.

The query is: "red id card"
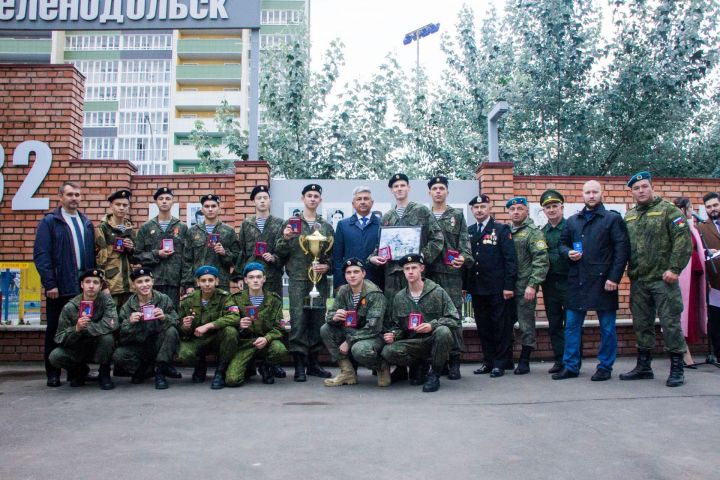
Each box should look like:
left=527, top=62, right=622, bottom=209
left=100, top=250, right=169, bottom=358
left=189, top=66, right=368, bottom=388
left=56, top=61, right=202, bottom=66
left=288, top=217, right=302, bottom=234
left=254, top=241, right=268, bottom=256
left=344, top=309, right=358, bottom=328
left=208, top=233, right=220, bottom=247
left=142, top=304, right=156, bottom=321
left=378, top=246, right=392, bottom=260
left=112, top=238, right=124, bottom=252
left=444, top=248, right=460, bottom=265
left=162, top=238, right=174, bottom=252
left=79, top=301, right=94, bottom=318
left=408, top=312, right=424, bottom=330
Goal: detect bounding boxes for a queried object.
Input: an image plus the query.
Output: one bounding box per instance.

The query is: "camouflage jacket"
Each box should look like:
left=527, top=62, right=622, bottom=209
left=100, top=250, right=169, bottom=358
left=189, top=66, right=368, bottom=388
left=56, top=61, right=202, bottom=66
left=625, top=196, right=692, bottom=281
left=95, top=214, right=136, bottom=295
left=181, top=221, right=240, bottom=288
left=275, top=213, right=334, bottom=281
left=387, top=279, right=459, bottom=340
left=54, top=292, right=119, bottom=346
left=326, top=280, right=386, bottom=345
left=133, top=217, right=189, bottom=287
left=178, top=289, right=239, bottom=340
left=427, top=207, right=474, bottom=276
left=222, top=289, right=284, bottom=343
left=511, top=217, right=549, bottom=291
left=118, top=290, right=178, bottom=344
left=236, top=215, right=285, bottom=281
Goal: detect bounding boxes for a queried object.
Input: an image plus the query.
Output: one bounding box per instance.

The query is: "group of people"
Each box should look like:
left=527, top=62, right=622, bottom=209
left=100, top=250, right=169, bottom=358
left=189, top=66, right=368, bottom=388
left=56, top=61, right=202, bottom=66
left=32, top=171, right=719, bottom=393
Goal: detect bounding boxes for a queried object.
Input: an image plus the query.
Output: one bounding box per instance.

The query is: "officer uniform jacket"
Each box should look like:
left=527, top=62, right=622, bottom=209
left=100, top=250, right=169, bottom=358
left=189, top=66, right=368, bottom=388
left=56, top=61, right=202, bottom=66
left=465, top=217, right=517, bottom=295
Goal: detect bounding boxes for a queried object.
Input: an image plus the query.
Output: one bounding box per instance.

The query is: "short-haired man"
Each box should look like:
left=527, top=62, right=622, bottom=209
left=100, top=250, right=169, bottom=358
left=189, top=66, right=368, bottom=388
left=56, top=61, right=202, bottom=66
left=95, top=189, right=136, bottom=309
left=695, top=192, right=720, bottom=361
left=48, top=269, right=118, bottom=390
left=321, top=258, right=390, bottom=387
left=34, top=181, right=96, bottom=387
left=381, top=254, right=459, bottom=392
left=621, top=172, right=692, bottom=387
left=113, top=268, right=181, bottom=389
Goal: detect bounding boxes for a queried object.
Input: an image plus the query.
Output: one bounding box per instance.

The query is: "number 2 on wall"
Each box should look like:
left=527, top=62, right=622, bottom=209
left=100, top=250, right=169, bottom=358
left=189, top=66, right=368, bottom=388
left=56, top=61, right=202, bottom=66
left=0, top=141, right=52, bottom=211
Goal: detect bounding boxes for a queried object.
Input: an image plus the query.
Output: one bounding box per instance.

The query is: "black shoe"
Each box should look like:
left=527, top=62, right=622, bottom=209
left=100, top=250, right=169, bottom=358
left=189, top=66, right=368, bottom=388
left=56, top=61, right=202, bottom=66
left=306, top=353, right=332, bottom=378
left=293, top=353, right=307, bottom=382
left=410, top=362, right=430, bottom=386
left=548, top=361, right=563, bottom=374
left=552, top=368, right=579, bottom=380
left=473, top=363, right=492, bottom=375
left=447, top=354, right=461, bottom=380
left=163, top=365, right=182, bottom=379
left=390, top=366, right=409, bottom=383
left=620, top=349, right=654, bottom=380
left=69, top=366, right=87, bottom=387
left=271, top=365, right=287, bottom=378
left=211, top=362, right=228, bottom=390
left=666, top=353, right=685, bottom=387
left=192, top=357, right=208, bottom=383
left=258, top=362, right=275, bottom=385
left=514, top=346, right=533, bottom=375
left=155, top=371, right=169, bottom=390
left=490, top=368, right=504, bottom=378
left=46, top=374, right=62, bottom=387
left=591, top=368, right=611, bottom=382
left=98, top=364, right=115, bottom=390
left=422, top=370, right=440, bottom=392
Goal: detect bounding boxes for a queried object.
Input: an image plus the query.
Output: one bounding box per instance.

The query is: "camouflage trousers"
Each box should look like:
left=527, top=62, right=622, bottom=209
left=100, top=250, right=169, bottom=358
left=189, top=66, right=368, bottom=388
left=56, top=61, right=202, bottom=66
left=630, top=279, right=687, bottom=354
left=177, top=327, right=239, bottom=365
left=49, top=334, right=115, bottom=369
left=287, top=278, right=328, bottom=356
left=426, top=271, right=465, bottom=353
left=226, top=338, right=287, bottom=386
left=514, top=287, right=538, bottom=348
left=320, top=322, right=385, bottom=369
left=155, top=285, right=181, bottom=311
left=381, top=326, right=454, bottom=372
left=112, top=328, right=180, bottom=374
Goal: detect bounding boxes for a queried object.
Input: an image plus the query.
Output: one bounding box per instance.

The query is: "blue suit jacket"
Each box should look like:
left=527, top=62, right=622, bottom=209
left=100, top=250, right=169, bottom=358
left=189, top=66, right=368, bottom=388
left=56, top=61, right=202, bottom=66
left=332, top=213, right=381, bottom=288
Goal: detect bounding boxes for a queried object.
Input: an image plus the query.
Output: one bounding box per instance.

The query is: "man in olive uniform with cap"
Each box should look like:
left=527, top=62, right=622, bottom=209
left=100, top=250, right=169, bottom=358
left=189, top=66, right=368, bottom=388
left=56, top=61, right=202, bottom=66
left=95, top=189, right=136, bottom=309
left=177, top=265, right=240, bottom=389
left=621, top=172, right=692, bottom=387
left=49, top=269, right=118, bottom=390
left=540, top=189, right=570, bottom=373
left=134, top=187, right=189, bottom=310
left=276, top=183, right=335, bottom=381
left=321, top=258, right=390, bottom=387
left=381, top=254, right=459, bottom=392
left=113, top=268, right=180, bottom=389
left=181, top=194, right=240, bottom=293
left=507, top=196, right=549, bottom=374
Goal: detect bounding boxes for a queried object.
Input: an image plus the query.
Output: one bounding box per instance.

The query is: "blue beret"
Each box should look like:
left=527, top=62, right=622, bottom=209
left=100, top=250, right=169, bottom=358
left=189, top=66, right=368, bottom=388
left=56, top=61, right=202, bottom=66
left=242, top=262, right=265, bottom=277
left=627, top=171, right=651, bottom=188
left=505, top=197, right=528, bottom=208
left=195, top=265, right=219, bottom=278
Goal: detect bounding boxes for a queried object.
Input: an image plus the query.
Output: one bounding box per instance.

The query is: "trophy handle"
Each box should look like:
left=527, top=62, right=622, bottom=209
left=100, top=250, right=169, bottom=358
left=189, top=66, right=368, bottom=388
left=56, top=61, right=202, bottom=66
left=324, top=236, right=334, bottom=256
left=299, top=235, right=309, bottom=255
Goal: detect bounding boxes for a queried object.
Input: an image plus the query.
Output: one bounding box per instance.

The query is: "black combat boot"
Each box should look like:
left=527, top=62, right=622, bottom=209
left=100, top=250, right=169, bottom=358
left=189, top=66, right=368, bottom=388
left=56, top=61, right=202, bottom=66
left=258, top=362, right=275, bottom=385
left=155, top=363, right=169, bottom=390
left=69, top=365, right=88, bottom=387
left=514, top=346, right=533, bottom=375
left=422, top=369, right=441, bottom=392
left=271, top=365, right=287, bottom=378
left=410, top=361, right=430, bottom=385
left=211, top=362, right=228, bottom=390
left=293, top=353, right=307, bottom=382
left=98, top=363, right=115, bottom=390
left=666, top=353, right=685, bottom=387
left=390, top=366, right=409, bottom=383
left=306, top=352, right=332, bottom=378
left=131, top=364, right=146, bottom=384
left=192, top=356, right=207, bottom=383
left=620, top=349, right=654, bottom=380
left=245, top=358, right=258, bottom=379
left=447, top=353, right=462, bottom=380
left=163, top=364, right=182, bottom=379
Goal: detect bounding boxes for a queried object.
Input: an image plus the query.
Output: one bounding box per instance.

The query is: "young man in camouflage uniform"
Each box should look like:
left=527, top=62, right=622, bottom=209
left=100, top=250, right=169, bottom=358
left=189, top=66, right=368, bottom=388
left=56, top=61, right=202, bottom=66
left=177, top=265, right=240, bottom=390
left=95, top=189, right=136, bottom=309
left=620, top=172, right=692, bottom=387
left=506, top=197, right=549, bottom=375
left=133, top=187, right=188, bottom=310
left=425, top=175, right=473, bottom=380
left=223, top=263, right=287, bottom=387
left=49, top=269, right=118, bottom=390
left=181, top=194, right=240, bottom=293
left=381, top=254, right=459, bottom=393
left=321, top=258, right=390, bottom=387
left=113, top=268, right=180, bottom=389
left=276, top=183, right=335, bottom=382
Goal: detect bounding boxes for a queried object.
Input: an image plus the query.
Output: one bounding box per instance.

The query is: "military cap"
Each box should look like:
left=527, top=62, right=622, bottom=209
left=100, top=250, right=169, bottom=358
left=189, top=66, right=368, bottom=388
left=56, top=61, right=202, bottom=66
left=469, top=194, right=490, bottom=206
left=302, top=184, right=322, bottom=195
left=79, top=268, right=105, bottom=284
left=195, top=265, right=219, bottom=278
left=130, top=267, right=153, bottom=281
left=398, top=253, right=424, bottom=267
left=540, top=189, right=564, bottom=206
left=427, top=176, right=449, bottom=189
left=627, top=171, right=651, bottom=188
left=107, top=189, right=131, bottom=202
left=200, top=194, right=221, bottom=205
left=242, top=262, right=266, bottom=277
left=250, top=185, right=269, bottom=200
left=388, top=173, right=410, bottom=188
left=505, top=197, right=528, bottom=208
left=153, top=187, right=173, bottom=200
left=342, top=257, right=365, bottom=272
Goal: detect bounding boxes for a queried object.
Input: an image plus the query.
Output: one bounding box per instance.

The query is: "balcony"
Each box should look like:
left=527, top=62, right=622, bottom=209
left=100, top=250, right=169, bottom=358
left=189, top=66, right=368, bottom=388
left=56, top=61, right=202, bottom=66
left=176, top=64, right=242, bottom=86
left=174, top=90, right=242, bottom=112
left=177, top=38, right=243, bottom=61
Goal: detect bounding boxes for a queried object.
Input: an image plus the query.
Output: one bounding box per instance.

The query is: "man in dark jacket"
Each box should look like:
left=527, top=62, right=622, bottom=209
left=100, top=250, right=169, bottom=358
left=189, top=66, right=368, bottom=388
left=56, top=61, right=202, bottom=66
left=554, top=180, right=630, bottom=381
left=33, top=181, right=96, bottom=387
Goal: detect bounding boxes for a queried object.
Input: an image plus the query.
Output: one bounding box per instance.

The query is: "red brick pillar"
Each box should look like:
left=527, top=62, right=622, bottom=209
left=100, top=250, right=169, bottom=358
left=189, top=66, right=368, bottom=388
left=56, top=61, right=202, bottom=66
left=475, top=161, right=514, bottom=222
left=233, top=161, right=271, bottom=225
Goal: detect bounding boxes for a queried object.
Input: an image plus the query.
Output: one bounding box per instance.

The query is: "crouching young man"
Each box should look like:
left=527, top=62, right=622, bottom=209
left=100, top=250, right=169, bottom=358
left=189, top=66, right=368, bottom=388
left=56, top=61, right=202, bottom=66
left=49, top=269, right=118, bottom=390
left=321, top=258, right=389, bottom=387
left=113, top=268, right=181, bottom=389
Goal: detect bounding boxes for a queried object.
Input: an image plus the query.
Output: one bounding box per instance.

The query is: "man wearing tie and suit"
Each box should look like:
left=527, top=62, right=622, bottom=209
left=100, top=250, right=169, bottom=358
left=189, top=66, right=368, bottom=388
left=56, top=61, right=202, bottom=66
left=694, top=192, right=720, bottom=361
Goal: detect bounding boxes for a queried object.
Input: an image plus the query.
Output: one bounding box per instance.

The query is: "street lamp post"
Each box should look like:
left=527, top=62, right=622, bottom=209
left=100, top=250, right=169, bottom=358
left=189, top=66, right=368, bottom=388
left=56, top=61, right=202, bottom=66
left=487, top=101, right=509, bottom=163
left=403, top=22, right=440, bottom=71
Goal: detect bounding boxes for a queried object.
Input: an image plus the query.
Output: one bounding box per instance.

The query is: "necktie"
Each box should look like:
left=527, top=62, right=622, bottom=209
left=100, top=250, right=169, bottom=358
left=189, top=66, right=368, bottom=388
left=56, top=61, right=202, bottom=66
left=715, top=220, right=720, bottom=233
left=361, top=217, right=368, bottom=228
left=70, top=216, right=85, bottom=270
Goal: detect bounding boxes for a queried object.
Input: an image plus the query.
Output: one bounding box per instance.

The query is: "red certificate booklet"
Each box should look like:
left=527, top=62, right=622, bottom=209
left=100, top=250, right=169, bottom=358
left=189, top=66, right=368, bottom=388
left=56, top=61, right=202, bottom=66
left=408, top=312, right=424, bottom=330
left=162, top=238, right=174, bottom=252
left=444, top=248, right=460, bottom=265
left=344, top=309, right=358, bottom=328
left=243, top=306, right=258, bottom=319
left=378, top=246, right=392, bottom=260
left=112, top=237, right=125, bottom=252
left=254, top=242, right=268, bottom=256
left=289, top=217, right=302, bottom=234
left=208, top=233, right=220, bottom=247
left=142, top=304, right=156, bottom=321
left=79, top=301, right=94, bottom=318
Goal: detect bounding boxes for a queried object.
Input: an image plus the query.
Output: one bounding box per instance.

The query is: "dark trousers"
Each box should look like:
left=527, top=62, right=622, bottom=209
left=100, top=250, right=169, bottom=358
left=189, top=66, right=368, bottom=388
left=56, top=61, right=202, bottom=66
left=45, top=295, right=73, bottom=377
left=707, top=305, right=720, bottom=356
left=472, top=293, right=514, bottom=369
left=542, top=276, right=567, bottom=361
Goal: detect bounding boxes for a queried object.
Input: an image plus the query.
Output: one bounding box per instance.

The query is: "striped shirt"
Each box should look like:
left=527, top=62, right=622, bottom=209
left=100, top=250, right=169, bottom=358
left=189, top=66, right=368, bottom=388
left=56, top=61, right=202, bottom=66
left=396, top=207, right=406, bottom=218
left=410, top=293, right=421, bottom=303
left=115, top=223, right=127, bottom=233
left=201, top=300, right=209, bottom=307
left=433, top=211, right=444, bottom=220
left=351, top=293, right=361, bottom=307
left=306, top=220, right=316, bottom=229
left=159, top=220, right=171, bottom=232
left=205, top=224, right=215, bottom=235
left=250, top=295, right=264, bottom=307
left=255, top=217, right=267, bottom=233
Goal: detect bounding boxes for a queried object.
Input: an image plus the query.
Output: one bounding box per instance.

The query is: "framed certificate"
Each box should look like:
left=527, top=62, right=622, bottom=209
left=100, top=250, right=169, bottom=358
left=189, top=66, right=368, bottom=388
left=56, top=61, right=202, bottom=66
left=378, top=226, right=422, bottom=260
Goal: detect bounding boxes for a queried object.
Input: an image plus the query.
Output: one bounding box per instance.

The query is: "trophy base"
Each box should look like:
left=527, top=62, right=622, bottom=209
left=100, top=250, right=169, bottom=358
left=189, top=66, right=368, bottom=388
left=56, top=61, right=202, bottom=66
left=303, top=296, right=326, bottom=310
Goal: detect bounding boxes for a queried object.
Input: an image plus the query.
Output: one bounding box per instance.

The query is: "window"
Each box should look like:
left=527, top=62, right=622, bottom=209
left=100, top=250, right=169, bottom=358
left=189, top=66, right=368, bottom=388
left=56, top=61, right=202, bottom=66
left=120, top=60, right=171, bottom=84
left=85, top=86, right=118, bottom=101
left=260, top=34, right=295, bottom=49
left=71, top=61, right=118, bottom=84
left=118, top=112, right=169, bottom=136
left=84, top=111, right=117, bottom=128
left=261, top=9, right=304, bottom=25
left=65, top=34, right=120, bottom=51
left=119, top=85, right=170, bottom=110
left=122, top=34, right=172, bottom=50
left=83, top=137, right=116, bottom=159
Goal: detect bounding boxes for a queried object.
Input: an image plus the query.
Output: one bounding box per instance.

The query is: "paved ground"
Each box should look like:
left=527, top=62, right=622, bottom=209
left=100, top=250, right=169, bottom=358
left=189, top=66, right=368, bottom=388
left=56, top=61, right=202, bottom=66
left=1, top=358, right=719, bottom=480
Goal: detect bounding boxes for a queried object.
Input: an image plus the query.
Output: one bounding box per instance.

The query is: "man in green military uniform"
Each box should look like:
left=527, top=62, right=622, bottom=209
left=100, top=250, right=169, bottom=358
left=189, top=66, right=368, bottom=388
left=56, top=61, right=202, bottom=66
left=321, top=258, right=390, bottom=387
left=425, top=175, right=473, bottom=380
left=223, top=262, right=287, bottom=387
left=507, top=196, right=549, bottom=374
left=181, top=194, right=240, bottom=293
left=49, top=269, right=118, bottom=390
left=113, top=268, right=180, bottom=389
left=95, top=189, right=136, bottom=309
left=621, top=171, right=692, bottom=387
left=540, top=189, right=569, bottom=374
left=133, top=187, right=189, bottom=310
left=381, top=254, right=459, bottom=392
left=177, top=265, right=240, bottom=390
left=276, top=183, right=335, bottom=382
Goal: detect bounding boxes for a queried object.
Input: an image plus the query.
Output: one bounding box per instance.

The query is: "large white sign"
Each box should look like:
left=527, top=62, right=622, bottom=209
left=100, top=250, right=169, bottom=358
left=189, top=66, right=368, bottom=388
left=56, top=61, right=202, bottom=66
left=0, top=140, right=52, bottom=211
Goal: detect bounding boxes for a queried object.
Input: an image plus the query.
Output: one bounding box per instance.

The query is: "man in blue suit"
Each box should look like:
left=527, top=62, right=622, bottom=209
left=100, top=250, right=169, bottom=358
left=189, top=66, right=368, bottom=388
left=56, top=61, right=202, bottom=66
left=332, top=186, right=382, bottom=289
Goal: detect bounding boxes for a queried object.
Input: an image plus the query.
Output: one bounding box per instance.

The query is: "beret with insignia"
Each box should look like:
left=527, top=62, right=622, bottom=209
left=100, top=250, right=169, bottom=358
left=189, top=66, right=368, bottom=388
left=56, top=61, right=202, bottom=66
left=195, top=265, right=219, bottom=278
left=242, top=262, right=266, bottom=277
left=108, top=189, right=131, bottom=202
left=153, top=187, right=173, bottom=200
left=200, top=194, right=221, bottom=205
left=399, top=253, right=424, bottom=266
left=342, top=257, right=365, bottom=272
left=130, top=267, right=153, bottom=281
left=79, top=268, right=105, bottom=285
left=427, top=176, right=449, bottom=189
left=627, top=171, right=651, bottom=188
left=302, top=184, right=322, bottom=195
left=469, top=194, right=490, bottom=206
left=505, top=197, right=528, bottom=209
left=250, top=185, right=269, bottom=200
left=388, top=173, right=410, bottom=188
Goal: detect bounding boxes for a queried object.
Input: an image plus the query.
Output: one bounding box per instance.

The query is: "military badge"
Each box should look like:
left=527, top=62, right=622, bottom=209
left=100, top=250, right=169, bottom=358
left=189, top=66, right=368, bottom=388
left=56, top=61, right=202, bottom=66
left=672, top=216, right=687, bottom=228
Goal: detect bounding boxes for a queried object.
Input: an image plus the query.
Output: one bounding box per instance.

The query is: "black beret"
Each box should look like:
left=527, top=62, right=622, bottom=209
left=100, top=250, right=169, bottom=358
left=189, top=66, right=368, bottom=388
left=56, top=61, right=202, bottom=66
left=342, top=258, right=365, bottom=272
left=398, top=253, right=424, bottom=266
left=153, top=187, right=173, bottom=200
left=107, top=189, right=131, bottom=202
left=200, top=194, right=221, bottom=205
left=130, top=268, right=153, bottom=281
left=79, top=268, right=105, bottom=284
left=388, top=173, right=409, bottom=188
left=250, top=185, right=269, bottom=200
left=540, top=189, right=564, bottom=206
left=427, top=176, right=449, bottom=189
left=302, top=184, right=322, bottom=195
left=469, top=194, right=490, bottom=206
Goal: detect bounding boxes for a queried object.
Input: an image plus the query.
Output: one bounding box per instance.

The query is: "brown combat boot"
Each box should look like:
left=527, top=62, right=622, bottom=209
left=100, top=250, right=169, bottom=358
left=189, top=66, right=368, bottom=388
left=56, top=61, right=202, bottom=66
left=377, top=360, right=391, bottom=387
left=324, top=358, right=358, bottom=387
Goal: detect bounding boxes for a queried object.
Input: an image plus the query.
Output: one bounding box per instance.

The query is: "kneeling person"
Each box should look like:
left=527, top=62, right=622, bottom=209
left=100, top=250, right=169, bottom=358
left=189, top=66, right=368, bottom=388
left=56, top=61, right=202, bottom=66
left=49, top=269, right=118, bottom=390
left=224, top=263, right=288, bottom=386
left=321, top=258, right=389, bottom=387
left=381, top=254, right=459, bottom=392
left=177, top=265, right=240, bottom=390
left=113, top=268, right=181, bottom=389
